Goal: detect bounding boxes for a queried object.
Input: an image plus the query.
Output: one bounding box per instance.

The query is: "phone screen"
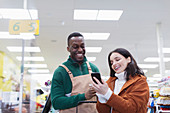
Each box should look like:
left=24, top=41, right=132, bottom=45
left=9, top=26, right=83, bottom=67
left=91, top=72, right=103, bottom=84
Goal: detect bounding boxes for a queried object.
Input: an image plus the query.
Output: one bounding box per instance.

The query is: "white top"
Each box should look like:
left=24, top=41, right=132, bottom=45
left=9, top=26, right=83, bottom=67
left=114, top=71, right=126, bottom=95
left=96, top=71, right=126, bottom=103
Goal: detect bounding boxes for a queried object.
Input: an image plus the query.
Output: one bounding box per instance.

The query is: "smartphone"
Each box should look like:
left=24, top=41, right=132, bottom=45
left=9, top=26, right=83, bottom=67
left=91, top=72, right=103, bottom=84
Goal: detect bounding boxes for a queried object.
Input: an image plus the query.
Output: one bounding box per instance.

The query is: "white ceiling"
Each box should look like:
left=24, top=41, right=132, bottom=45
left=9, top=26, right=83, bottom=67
left=1, top=0, right=170, bottom=78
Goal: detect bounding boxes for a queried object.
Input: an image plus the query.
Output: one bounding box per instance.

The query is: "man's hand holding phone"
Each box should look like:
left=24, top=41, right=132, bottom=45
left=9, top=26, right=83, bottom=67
left=85, top=86, right=96, bottom=100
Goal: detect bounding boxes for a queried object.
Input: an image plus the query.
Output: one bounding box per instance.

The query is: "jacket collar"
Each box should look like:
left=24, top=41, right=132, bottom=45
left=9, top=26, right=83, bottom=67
left=108, top=74, right=143, bottom=94
left=119, top=74, right=142, bottom=93
left=67, top=56, right=87, bottom=65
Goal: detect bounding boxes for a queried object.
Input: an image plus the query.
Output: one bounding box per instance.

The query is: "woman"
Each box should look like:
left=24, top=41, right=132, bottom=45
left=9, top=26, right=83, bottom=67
left=92, top=48, right=149, bottom=113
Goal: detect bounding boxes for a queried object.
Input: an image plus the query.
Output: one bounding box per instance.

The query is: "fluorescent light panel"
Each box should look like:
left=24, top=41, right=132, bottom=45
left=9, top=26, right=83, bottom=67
left=0, top=8, right=38, bottom=19
left=143, top=70, right=148, bottom=73
left=97, top=10, right=123, bottom=20
left=7, top=46, right=40, bottom=52
left=74, top=10, right=98, bottom=20
left=163, top=48, right=170, bottom=53
left=31, top=74, right=52, bottom=86
left=16, top=56, right=44, bottom=61
left=165, top=70, right=170, bottom=73
left=74, top=9, right=123, bottom=20
left=31, top=74, right=52, bottom=77
left=152, top=74, right=161, bottom=77
left=147, top=77, right=162, bottom=81
left=86, top=47, right=102, bottom=53
left=28, top=69, right=49, bottom=73
left=0, top=32, right=35, bottom=40
left=24, top=64, right=47, bottom=68
left=148, top=83, right=158, bottom=87
left=87, top=57, right=96, bottom=61
left=82, top=33, right=110, bottom=40
left=144, top=57, right=170, bottom=62
left=138, top=64, right=158, bottom=68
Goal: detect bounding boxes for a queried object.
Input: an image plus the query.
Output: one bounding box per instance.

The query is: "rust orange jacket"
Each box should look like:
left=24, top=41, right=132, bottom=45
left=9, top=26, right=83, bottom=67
left=96, top=74, right=149, bottom=113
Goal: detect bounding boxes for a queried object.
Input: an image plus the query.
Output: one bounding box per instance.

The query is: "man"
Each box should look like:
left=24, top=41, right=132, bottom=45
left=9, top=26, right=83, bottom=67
left=51, top=32, right=99, bottom=113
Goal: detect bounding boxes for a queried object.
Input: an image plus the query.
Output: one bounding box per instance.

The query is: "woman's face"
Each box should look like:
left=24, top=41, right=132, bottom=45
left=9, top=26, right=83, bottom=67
left=110, top=52, right=131, bottom=74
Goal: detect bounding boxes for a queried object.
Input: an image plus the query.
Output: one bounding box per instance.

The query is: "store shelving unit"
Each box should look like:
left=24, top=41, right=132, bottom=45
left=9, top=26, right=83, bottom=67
left=156, top=77, right=170, bottom=113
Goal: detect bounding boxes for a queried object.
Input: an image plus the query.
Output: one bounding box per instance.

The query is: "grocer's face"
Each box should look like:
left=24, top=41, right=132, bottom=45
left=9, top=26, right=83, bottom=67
left=67, top=36, right=85, bottom=63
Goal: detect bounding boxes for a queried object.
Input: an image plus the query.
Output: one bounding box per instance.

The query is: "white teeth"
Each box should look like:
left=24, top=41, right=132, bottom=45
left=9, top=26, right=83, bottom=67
left=115, top=66, right=119, bottom=70
left=77, top=54, right=83, bottom=57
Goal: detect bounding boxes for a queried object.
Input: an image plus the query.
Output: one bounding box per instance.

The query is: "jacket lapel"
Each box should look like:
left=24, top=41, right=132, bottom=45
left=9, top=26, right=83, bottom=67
left=107, top=77, right=117, bottom=91
left=119, top=75, right=141, bottom=94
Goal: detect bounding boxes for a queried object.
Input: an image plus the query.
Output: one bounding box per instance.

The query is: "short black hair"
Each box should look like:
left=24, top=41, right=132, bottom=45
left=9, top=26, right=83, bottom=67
left=67, top=32, right=83, bottom=46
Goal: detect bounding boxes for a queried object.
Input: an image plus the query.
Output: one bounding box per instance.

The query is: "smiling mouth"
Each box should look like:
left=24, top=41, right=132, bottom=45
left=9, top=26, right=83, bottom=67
left=77, top=53, right=83, bottom=56
left=115, top=66, right=120, bottom=70
left=77, top=53, right=83, bottom=57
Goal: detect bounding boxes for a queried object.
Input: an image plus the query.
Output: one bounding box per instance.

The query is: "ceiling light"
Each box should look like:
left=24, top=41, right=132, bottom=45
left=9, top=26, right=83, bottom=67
left=82, top=33, right=110, bottom=40
left=86, top=47, right=102, bottom=53
left=31, top=74, right=52, bottom=77
left=97, top=10, right=123, bottom=20
left=0, top=32, right=35, bottom=40
left=143, top=70, right=148, bottom=73
left=24, top=64, right=47, bottom=68
left=7, top=46, right=40, bottom=52
left=148, top=83, right=158, bottom=87
left=147, top=77, right=162, bottom=81
left=165, top=70, right=170, bottom=73
left=138, top=64, right=158, bottom=68
left=16, top=56, right=44, bottom=61
left=163, top=48, right=170, bottom=53
left=28, top=69, right=49, bottom=73
left=0, top=8, right=38, bottom=19
left=74, top=10, right=98, bottom=20
left=29, top=10, right=38, bottom=19
left=31, top=74, right=53, bottom=86
left=87, top=57, right=96, bottom=61
left=74, top=9, right=123, bottom=21
left=153, top=74, right=161, bottom=77
left=144, top=57, right=170, bottom=62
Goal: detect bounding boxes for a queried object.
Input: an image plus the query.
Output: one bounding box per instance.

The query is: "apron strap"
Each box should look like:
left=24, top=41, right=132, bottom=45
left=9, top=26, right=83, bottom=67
left=60, top=64, right=74, bottom=78
left=86, top=61, right=92, bottom=74
left=60, top=62, right=92, bottom=78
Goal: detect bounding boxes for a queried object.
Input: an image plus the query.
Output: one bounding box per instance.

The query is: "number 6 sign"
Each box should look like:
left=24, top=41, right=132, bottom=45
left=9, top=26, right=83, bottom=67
left=9, top=20, right=39, bottom=35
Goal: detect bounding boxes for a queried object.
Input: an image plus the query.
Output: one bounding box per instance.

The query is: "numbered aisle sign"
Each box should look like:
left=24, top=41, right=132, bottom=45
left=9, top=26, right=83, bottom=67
left=9, top=20, right=39, bottom=35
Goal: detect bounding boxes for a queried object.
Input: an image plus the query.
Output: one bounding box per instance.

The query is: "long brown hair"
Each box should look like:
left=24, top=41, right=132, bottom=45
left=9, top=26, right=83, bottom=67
left=108, top=48, right=145, bottom=81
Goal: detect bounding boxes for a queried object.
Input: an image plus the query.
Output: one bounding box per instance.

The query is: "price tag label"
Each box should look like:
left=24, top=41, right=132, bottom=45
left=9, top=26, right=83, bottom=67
left=9, top=20, right=39, bottom=35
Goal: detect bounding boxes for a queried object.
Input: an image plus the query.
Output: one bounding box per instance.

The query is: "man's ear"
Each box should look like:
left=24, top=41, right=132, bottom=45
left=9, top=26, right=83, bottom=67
left=67, top=46, right=70, bottom=52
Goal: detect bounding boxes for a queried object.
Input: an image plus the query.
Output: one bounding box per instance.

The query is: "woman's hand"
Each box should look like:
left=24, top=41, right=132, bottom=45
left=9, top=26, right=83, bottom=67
left=92, top=77, right=109, bottom=95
